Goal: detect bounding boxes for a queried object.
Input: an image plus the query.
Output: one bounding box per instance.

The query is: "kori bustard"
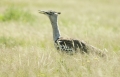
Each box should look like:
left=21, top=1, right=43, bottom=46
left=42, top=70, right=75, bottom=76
left=39, top=10, right=105, bottom=56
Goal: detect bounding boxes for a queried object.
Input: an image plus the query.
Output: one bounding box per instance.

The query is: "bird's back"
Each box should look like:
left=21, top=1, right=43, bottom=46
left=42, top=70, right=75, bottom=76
left=54, top=37, right=88, bottom=54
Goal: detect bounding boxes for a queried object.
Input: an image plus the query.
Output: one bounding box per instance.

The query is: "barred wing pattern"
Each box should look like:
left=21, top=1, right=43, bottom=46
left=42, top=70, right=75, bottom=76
left=54, top=38, right=87, bottom=54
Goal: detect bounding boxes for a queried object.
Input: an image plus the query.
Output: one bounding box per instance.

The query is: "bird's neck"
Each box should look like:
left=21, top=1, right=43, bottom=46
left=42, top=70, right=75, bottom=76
left=49, top=16, right=61, bottom=42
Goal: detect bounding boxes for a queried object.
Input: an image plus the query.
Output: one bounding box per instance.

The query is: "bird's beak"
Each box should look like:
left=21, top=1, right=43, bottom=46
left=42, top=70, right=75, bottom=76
left=39, top=10, right=46, bottom=14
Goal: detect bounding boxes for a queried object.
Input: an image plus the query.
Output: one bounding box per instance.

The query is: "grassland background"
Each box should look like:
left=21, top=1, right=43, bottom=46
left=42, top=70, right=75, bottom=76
left=0, top=0, right=120, bottom=77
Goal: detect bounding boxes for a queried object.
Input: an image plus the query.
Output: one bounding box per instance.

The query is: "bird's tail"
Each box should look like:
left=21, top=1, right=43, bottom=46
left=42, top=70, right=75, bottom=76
left=86, top=44, right=106, bottom=57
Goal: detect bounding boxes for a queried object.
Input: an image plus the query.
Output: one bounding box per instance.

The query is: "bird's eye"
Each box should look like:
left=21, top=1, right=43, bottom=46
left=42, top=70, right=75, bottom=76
left=50, top=12, right=53, bottom=14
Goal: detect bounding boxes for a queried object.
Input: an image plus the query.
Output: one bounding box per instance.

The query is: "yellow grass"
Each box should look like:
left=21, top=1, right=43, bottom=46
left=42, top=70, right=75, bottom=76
left=0, top=0, right=120, bottom=77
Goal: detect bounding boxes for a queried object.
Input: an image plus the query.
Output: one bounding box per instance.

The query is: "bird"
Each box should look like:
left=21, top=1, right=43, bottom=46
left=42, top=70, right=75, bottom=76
left=39, top=10, right=105, bottom=56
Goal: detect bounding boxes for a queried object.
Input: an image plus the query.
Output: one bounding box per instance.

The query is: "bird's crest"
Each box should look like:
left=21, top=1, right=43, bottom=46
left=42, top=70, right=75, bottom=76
left=39, top=10, right=61, bottom=15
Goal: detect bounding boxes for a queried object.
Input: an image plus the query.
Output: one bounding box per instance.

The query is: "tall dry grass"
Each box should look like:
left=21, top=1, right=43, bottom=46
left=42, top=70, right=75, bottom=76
left=0, top=0, right=120, bottom=77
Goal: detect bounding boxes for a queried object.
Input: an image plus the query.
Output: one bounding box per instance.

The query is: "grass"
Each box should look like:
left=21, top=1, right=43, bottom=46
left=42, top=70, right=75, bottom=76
left=0, top=7, right=36, bottom=22
left=0, top=0, right=120, bottom=77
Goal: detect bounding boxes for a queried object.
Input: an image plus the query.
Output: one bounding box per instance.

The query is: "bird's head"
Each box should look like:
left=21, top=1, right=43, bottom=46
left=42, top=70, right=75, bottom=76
left=39, top=10, right=61, bottom=16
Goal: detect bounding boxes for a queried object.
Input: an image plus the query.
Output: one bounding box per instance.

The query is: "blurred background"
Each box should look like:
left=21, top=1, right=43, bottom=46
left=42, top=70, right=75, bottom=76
left=0, top=0, right=120, bottom=77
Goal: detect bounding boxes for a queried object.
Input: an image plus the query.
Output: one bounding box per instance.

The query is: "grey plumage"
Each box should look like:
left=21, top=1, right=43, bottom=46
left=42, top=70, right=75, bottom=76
left=39, top=10, right=105, bottom=56
left=39, top=10, right=61, bottom=41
